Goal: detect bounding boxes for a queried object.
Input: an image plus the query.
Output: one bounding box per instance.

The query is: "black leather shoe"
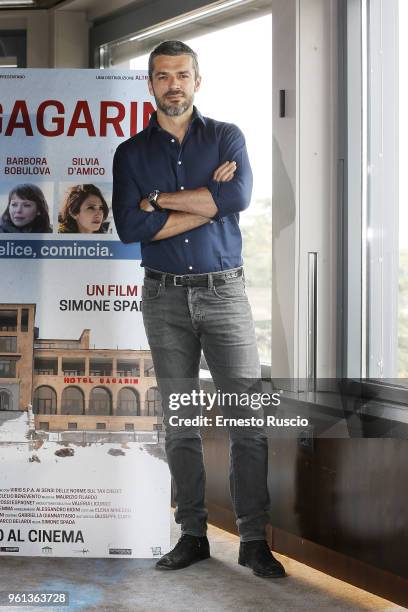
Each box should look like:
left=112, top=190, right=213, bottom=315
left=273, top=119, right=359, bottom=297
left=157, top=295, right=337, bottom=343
left=155, top=534, right=210, bottom=570
left=238, top=540, right=286, bottom=578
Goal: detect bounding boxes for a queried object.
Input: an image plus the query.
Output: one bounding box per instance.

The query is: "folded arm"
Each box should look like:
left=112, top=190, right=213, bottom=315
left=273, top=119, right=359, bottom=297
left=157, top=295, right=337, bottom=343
left=113, top=124, right=252, bottom=244
left=112, top=144, right=169, bottom=244
left=140, top=161, right=237, bottom=221
left=141, top=124, right=252, bottom=226
left=152, top=210, right=210, bottom=241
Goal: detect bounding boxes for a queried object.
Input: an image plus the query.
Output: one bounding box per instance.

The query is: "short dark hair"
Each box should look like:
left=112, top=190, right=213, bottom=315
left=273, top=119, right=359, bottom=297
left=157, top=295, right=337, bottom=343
left=148, top=40, right=200, bottom=80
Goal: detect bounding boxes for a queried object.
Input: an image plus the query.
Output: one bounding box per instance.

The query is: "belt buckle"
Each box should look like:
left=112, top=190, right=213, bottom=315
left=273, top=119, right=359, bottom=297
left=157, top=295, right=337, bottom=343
left=173, top=275, right=183, bottom=286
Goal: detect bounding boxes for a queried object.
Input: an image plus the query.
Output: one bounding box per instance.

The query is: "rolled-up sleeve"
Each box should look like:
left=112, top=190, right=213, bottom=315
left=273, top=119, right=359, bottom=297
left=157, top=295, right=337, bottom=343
left=207, top=124, right=253, bottom=219
left=112, top=144, right=169, bottom=244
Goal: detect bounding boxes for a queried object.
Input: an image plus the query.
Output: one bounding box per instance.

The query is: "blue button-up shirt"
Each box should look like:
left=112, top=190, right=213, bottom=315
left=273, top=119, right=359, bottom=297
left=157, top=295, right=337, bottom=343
left=112, top=107, right=253, bottom=274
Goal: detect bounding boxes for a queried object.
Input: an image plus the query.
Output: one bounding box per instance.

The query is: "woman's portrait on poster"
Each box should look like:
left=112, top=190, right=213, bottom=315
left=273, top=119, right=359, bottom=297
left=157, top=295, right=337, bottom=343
left=0, top=184, right=53, bottom=233
left=58, top=184, right=110, bottom=234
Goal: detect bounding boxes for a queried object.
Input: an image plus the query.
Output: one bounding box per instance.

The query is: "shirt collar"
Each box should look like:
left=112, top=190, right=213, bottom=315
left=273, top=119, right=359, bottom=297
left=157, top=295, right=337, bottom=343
left=147, top=106, right=206, bottom=136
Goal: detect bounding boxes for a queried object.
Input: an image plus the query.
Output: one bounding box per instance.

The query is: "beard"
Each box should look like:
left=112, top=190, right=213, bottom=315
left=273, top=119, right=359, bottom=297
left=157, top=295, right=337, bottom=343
left=155, top=89, right=194, bottom=117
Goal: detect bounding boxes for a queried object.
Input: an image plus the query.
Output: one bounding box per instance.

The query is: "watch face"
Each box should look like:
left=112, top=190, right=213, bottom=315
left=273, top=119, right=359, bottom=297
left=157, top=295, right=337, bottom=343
left=149, top=190, right=158, bottom=203
left=148, top=190, right=162, bottom=211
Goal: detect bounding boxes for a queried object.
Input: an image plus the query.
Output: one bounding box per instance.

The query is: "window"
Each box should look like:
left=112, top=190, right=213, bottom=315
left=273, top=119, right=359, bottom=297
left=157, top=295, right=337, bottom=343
left=365, top=0, right=405, bottom=380
left=398, top=0, right=408, bottom=378
left=62, top=359, right=85, bottom=376
left=143, top=359, right=155, bottom=377
left=89, top=359, right=112, bottom=377
left=117, top=360, right=140, bottom=377
left=39, top=422, right=49, bottom=431
left=0, top=389, right=12, bottom=411
left=61, top=387, right=84, bottom=415
left=33, top=386, right=57, bottom=415
left=89, top=387, right=112, bottom=415
left=125, top=423, right=134, bottom=431
left=94, top=1, right=272, bottom=365
left=34, top=357, right=58, bottom=375
left=0, top=337, right=17, bottom=353
left=145, top=387, right=162, bottom=416
left=0, top=30, right=26, bottom=68
left=0, top=360, right=16, bottom=378
left=68, top=422, right=78, bottom=430
left=21, top=308, right=29, bottom=332
left=96, top=422, right=106, bottom=430
left=129, top=14, right=272, bottom=364
left=117, top=387, right=140, bottom=415
left=0, top=310, right=17, bottom=331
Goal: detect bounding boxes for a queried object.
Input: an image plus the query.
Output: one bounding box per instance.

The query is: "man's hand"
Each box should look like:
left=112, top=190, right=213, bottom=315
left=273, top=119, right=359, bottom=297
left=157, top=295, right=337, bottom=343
left=212, top=161, right=237, bottom=182
left=140, top=198, right=154, bottom=212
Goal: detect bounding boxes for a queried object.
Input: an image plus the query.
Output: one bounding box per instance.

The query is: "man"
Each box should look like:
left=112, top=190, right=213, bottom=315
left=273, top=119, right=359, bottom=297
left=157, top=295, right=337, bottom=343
left=112, top=40, right=285, bottom=579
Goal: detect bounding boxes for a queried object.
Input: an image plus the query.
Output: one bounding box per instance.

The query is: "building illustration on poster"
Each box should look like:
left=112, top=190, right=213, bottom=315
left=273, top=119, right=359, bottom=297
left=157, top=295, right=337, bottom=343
left=0, top=303, right=162, bottom=433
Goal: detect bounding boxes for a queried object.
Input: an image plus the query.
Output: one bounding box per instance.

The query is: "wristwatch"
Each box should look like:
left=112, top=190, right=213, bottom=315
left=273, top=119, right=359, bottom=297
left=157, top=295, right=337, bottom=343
left=147, top=189, right=164, bottom=212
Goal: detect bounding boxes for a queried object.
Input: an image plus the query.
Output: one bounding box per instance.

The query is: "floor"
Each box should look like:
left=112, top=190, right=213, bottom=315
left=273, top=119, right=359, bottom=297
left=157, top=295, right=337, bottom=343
left=0, top=520, right=406, bottom=612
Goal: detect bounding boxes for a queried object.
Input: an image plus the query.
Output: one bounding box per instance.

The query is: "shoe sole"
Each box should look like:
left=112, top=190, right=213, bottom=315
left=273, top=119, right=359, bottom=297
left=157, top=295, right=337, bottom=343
left=238, top=559, right=286, bottom=578
left=155, top=553, right=210, bottom=570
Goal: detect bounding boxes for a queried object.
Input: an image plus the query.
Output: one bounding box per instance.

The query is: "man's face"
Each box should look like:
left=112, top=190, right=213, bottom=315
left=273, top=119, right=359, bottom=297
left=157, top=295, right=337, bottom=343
left=148, top=54, right=201, bottom=117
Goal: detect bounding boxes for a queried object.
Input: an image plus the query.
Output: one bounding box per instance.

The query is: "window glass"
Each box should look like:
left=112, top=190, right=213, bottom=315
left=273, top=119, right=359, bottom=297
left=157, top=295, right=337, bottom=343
left=366, top=0, right=405, bottom=380
left=0, top=360, right=16, bottom=378
left=117, top=387, right=140, bottom=415
left=34, top=357, right=58, bottom=375
left=0, top=337, right=17, bottom=353
left=145, top=387, right=162, bottom=416
left=21, top=308, right=29, bottom=332
left=0, top=310, right=17, bottom=331
left=143, top=359, right=155, bottom=377
left=398, top=0, right=408, bottom=377
left=0, top=389, right=13, bottom=410
left=33, top=386, right=57, bottom=414
left=61, top=387, right=84, bottom=415
left=117, top=360, right=140, bottom=376
left=89, top=387, right=111, bottom=415
left=130, top=14, right=272, bottom=364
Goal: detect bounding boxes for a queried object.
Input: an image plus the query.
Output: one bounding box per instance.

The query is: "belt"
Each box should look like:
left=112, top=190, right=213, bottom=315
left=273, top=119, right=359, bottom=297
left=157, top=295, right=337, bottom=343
left=145, top=267, right=243, bottom=287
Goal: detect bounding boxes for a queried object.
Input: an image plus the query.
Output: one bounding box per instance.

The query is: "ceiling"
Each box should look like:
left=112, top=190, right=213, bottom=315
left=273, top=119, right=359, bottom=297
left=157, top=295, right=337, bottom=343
left=0, top=0, right=65, bottom=7
left=0, top=0, right=145, bottom=20
left=32, top=0, right=65, bottom=6
left=0, top=0, right=145, bottom=12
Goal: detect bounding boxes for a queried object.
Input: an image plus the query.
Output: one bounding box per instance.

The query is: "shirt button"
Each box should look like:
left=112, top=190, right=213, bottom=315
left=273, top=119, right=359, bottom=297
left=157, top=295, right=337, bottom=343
left=180, top=186, right=185, bottom=190
left=178, top=161, right=182, bottom=165
left=171, top=139, right=175, bottom=143
left=188, top=266, right=193, bottom=270
left=185, top=239, right=189, bottom=243
left=210, top=221, right=214, bottom=224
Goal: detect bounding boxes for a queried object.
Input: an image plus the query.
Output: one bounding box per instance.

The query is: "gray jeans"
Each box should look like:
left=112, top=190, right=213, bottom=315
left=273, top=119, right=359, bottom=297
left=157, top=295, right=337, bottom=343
left=141, top=268, right=270, bottom=542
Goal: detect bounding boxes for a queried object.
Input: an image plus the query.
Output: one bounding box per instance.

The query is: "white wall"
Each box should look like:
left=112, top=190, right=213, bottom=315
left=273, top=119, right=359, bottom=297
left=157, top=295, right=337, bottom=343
left=48, top=10, right=88, bottom=68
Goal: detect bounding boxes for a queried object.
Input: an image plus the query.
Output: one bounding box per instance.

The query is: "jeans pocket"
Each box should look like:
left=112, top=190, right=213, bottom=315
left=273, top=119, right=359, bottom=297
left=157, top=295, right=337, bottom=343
left=142, top=280, right=162, bottom=301
left=212, top=279, right=246, bottom=301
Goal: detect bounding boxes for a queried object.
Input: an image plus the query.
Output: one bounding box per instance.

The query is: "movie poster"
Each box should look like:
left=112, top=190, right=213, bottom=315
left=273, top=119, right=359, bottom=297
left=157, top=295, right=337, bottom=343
left=0, top=69, right=170, bottom=558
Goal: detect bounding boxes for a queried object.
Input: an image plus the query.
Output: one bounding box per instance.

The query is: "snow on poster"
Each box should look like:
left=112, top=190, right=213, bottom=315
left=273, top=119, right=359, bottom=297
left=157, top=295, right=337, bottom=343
left=0, top=69, right=170, bottom=558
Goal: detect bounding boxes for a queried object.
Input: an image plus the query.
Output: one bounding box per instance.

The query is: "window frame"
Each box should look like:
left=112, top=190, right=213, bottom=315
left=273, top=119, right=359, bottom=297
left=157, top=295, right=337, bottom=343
left=343, top=0, right=407, bottom=406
